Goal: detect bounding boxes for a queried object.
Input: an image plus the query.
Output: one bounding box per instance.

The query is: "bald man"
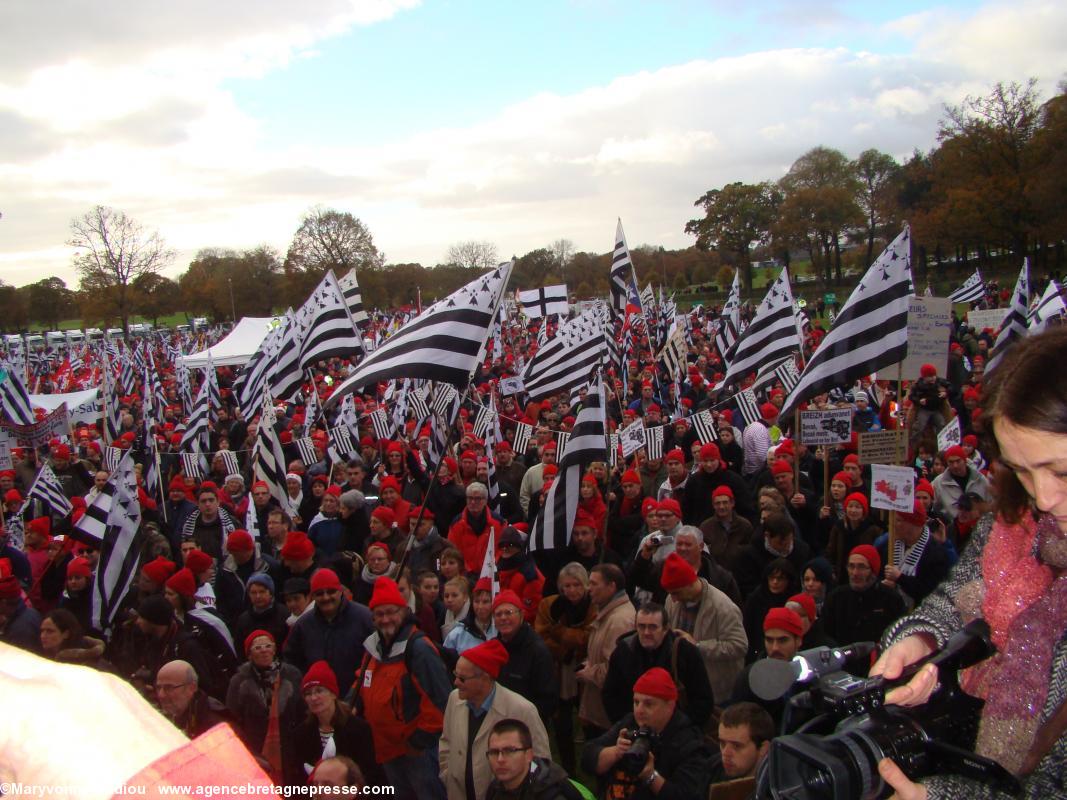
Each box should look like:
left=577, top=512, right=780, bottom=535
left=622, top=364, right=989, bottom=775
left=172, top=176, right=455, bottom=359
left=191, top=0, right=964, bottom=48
left=155, top=660, right=233, bottom=737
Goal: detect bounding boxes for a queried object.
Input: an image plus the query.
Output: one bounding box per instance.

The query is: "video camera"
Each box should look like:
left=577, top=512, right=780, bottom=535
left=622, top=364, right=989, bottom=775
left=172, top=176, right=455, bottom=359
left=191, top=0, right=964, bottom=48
left=752, top=620, right=1019, bottom=800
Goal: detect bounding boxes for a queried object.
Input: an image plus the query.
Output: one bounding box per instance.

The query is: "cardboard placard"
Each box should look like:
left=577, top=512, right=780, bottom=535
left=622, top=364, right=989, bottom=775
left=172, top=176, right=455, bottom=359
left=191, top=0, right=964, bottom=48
left=31, top=388, right=101, bottom=427
left=799, top=408, right=853, bottom=446
left=966, top=307, right=1009, bottom=332
left=858, top=430, right=906, bottom=465
left=937, top=417, right=961, bottom=453
left=619, top=418, right=646, bottom=458
left=0, top=430, right=11, bottom=470
left=498, top=376, right=524, bottom=396
left=885, top=296, right=952, bottom=379
left=870, top=464, right=916, bottom=513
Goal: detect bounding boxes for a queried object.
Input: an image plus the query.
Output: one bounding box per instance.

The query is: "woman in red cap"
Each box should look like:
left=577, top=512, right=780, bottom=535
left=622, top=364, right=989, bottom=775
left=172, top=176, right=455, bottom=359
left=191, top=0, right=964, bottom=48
left=826, top=491, right=882, bottom=585
left=578, top=473, right=608, bottom=540
left=295, top=660, right=384, bottom=786
left=352, top=542, right=398, bottom=606
left=607, top=468, right=648, bottom=557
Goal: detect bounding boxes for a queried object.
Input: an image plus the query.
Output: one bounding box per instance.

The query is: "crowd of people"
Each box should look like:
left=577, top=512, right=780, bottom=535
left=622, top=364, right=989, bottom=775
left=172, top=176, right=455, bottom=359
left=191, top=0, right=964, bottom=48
left=1, top=302, right=1065, bottom=800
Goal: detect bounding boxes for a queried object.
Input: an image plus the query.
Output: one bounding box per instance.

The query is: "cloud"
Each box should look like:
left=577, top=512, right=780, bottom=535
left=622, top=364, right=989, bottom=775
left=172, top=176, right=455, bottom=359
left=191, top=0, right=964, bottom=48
left=1, top=0, right=1066, bottom=285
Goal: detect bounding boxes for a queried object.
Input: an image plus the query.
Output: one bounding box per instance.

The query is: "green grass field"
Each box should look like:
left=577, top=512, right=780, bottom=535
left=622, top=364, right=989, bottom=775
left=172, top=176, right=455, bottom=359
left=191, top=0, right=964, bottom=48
left=28, top=312, right=195, bottom=333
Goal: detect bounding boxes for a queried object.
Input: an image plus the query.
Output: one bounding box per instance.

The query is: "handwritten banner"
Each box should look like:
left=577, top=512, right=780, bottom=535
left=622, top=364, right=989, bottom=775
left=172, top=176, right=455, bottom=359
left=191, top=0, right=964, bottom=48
left=799, top=408, right=853, bottom=446
left=1, top=403, right=70, bottom=448
left=870, top=464, right=916, bottom=513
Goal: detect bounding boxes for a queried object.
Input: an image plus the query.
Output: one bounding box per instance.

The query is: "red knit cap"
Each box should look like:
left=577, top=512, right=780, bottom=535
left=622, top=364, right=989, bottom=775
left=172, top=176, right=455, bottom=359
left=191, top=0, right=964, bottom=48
left=310, top=568, right=342, bottom=593
left=664, top=448, right=685, bottom=464
left=712, top=485, right=734, bottom=500
left=915, top=479, right=935, bottom=498
left=302, top=660, right=339, bottom=696
left=325, top=485, right=342, bottom=497
left=251, top=480, right=269, bottom=492
left=183, top=549, right=213, bottom=575
left=491, top=589, right=524, bottom=614
left=896, top=499, right=928, bottom=527
left=366, top=541, right=391, bottom=559
left=369, top=576, right=407, bottom=609
left=141, top=556, right=176, bottom=585
left=166, top=567, right=197, bottom=598
left=27, top=517, right=51, bottom=537
left=620, top=470, right=640, bottom=485
left=787, top=593, right=817, bottom=622
left=763, top=607, right=803, bottom=637
left=371, top=506, right=396, bottom=527
left=771, top=460, right=794, bottom=476
left=760, top=402, right=779, bottom=421
left=473, top=577, right=493, bottom=595
left=657, top=498, right=682, bottom=519
left=660, top=552, right=698, bottom=593
left=945, top=445, right=967, bottom=461
left=633, top=667, right=678, bottom=702
left=844, top=492, right=869, bottom=516
left=843, top=454, right=860, bottom=466
left=699, top=443, right=721, bottom=460
left=4, top=489, right=22, bottom=503
left=66, top=557, right=92, bottom=579
left=776, top=439, right=795, bottom=457
left=226, top=530, right=255, bottom=553
left=850, top=544, right=881, bottom=574
left=641, top=498, right=658, bottom=517
left=572, top=509, right=598, bottom=531
left=920, top=364, right=937, bottom=378
left=379, top=476, right=402, bottom=494
left=280, top=532, right=315, bottom=561
left=409, top=505, right=434, bottom=521
left=831, top=471, right=852, bottom=488
left=243, top=629, right=274, bottom=656
left=461, top=639, right=510, bottom=679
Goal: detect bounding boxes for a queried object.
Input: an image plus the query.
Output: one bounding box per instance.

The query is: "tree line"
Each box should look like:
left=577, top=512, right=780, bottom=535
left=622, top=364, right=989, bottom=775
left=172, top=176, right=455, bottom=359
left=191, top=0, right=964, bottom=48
left=1, top=79, right=1063, bottom=334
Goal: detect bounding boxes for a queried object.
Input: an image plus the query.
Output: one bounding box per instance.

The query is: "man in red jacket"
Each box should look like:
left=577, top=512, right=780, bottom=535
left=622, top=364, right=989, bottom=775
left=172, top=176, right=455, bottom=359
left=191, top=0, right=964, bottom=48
left=447, top=482, right=503, bottom=575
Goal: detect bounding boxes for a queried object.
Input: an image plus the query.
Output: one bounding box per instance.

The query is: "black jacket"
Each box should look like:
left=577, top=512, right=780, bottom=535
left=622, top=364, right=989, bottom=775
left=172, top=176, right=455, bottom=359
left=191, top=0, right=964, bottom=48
left=295, top=706, right=386, bottom=786
left=822, top=582, right=906, bottom=647
left=226, top=661, right=307, bottom=784
left=496, top=623, right=559, bottom=722
left=486, top=757, right=583, bottom=800
left=628, top=551, right=741, bottom=608
left=682, top=467, right=754, bottom=526
left=582, top=710, right=714, bottom=800
left=732, top=538, right=812, bottom=601
left=602, top=630, right=715, bottom=728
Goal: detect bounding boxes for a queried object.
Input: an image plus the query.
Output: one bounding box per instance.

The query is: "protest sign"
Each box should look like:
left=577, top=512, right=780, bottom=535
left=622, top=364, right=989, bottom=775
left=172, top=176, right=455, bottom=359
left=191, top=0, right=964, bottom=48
left=870, top=464, right=916, bottom=513
left=966, top=308, right=1009, bottom=332
left=0, top=430, right=11, bottom=470
left=498, top=376, right=524, bottom=396
left=799, top=408, right=853, bottom=446
left=31, top=388, right=101, bottom=428
left=1, top=403, right=70, bottom=448
left=937, top=416, right=962, bottom=453
left=858, top=430, right=906, bottom=465
left=619, top=418, right=646, bottom=458
left=886, top=296, right=952, bottom=379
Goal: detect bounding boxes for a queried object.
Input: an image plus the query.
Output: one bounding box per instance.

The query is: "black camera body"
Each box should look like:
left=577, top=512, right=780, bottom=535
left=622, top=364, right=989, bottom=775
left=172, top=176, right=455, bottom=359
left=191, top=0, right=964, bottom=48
left=756, top=620, right=1020, bottom=800
left=620, top=727, right=661, bottom=776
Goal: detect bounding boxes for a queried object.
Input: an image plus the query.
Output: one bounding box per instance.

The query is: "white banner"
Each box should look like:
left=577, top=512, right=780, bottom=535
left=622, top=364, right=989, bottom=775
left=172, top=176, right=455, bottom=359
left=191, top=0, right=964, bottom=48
left=619, top=418, right=646, bottom=458
left=798, top=408, right=853, bottom=446
left=937, top=416, right=961, bottom=453
left=498, top=376, right=524, bottom=396
left=966, top=307, right=1009, bottom=332
left=0, top=430, right=11, bottom=470
left=870, top=464, right=916, bottom=513
left=30, top=388, right=101, bottom=427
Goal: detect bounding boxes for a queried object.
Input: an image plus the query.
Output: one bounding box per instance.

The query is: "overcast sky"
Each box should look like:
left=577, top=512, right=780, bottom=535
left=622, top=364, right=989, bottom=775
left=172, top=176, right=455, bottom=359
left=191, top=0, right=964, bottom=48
left=1, top=0, right=1064, bottom=288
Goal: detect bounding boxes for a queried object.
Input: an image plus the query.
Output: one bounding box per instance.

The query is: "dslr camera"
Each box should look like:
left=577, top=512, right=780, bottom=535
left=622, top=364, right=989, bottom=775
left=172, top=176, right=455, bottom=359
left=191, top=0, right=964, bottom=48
left=753, top=620, right=1019, bottom=800
left=619, top=727, right=661, bottom=776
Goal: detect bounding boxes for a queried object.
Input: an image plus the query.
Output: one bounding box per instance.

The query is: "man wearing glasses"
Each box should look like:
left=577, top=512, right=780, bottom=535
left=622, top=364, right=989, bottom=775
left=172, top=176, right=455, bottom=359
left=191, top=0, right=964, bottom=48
left=439, top=639, right=550, bottom=800
left=447, top=482, right=504, bottom=575
left=155, top=659, right=232, bottom=738
left=484, top=719, right=581, bottom=800
left=492, top=590, right=558, bottom=724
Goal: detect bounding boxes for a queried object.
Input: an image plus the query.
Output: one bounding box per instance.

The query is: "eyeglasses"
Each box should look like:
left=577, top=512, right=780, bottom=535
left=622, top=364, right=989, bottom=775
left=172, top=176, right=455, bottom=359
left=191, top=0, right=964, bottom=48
left=156, top=682, right=190, bottom=693
left=312, top=589, right=339, bottom=598
left=466, top=496, right=487, bottom=503
left=454, top=672, right=479, bottom=684
left=486, top=746, right=529, bottom=760
left=493, top=609, right=519, bottom=618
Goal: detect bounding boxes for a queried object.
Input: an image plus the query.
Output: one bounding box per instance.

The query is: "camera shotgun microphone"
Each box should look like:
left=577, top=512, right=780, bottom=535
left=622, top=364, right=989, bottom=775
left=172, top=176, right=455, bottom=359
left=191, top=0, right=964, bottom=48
left=749, top=642, right=878, bottom=701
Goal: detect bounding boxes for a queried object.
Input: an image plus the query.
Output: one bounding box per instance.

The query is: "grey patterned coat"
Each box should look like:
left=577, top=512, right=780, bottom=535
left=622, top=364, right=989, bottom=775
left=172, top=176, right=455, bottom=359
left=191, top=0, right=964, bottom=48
left=881, top=513, right=1067, bottom=799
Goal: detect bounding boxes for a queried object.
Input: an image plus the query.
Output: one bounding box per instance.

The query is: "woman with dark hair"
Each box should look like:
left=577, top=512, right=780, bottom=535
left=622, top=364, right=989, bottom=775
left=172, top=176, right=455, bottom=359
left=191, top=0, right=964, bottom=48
left=39, top=608, right=105, bottom=666
left=874, top=327, right=1067, bottom=799
left=577, top=473, right=608, bottom=540
left=741, top=558, right=799, bottom=663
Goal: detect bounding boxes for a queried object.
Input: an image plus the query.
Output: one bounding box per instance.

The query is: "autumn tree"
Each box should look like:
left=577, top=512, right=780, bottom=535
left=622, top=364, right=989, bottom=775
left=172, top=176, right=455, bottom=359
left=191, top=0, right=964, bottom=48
left=26, top=277, right=75, bottom=329
left=550, top=238, right=575, bottom=285
left=445, top=240, right=498, bottom=270
left=69, top=206, right=174, bottom=335
left=1028, top=84, right=1067, bottom=269
left=852, top=149, right=901, bottom=266
left=513, top=248, right=559, bottom=289
left=180, top=247, right=282, bottom=322
left=284, top=207, right=383, bottom=305
left=685, top=181, right=781, bottom=293
left=131, top=273, right=180, bottom=325
left=0, top=281, right=29, bottom=333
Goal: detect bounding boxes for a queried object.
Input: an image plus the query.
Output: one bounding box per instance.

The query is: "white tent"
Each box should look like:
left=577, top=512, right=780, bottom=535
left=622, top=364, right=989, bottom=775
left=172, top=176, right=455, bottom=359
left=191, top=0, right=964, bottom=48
left=180, top=317, right=283, bottom=368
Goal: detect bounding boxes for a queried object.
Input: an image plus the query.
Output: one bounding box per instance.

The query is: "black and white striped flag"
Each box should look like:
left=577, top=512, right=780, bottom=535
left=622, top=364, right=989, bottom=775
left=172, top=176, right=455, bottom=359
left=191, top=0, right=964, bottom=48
left=608, top=433, right=620, bottom=467
left=657, top=323, right=688, bottom=382
left=472, top=404, right=492, bottom=440
left=512, top=422, right=533, bottom=455
left=408, top=385, right=430, bottom=421
left=645, top=424, right=664, bottom=460
left=519, top=285, right=569, bottom=319
left=338, top=267, right=369, bottom=327
left=327, top=262, right=513, bottom=405
left=1028, top=279, right=1067, bottom=335
left=268, top=310, right=308, bottom=403
left=557, top=431, right=571, bottom=453
left=21, top=464, right=74, bottom=518
left=181, top=452, right=205, bottom=479
left=431, top=383, right=459, bottom=418
left=608, top=219, right=635, bottom=319
left=233, top=320, right=286, bottom=414
left=219, top=450, right=241, bottom=477
left=522, top=305, right=606, bottom=400
left=73, top=480, right=113, bottom=545
left=781, top=227, right=913, bottom=419
left=295, top=437, right=319, bottom=466
left=327, top=425, right=358, bottom=465
left=716, top=271, right=742, bottom=358
left=91, top=451, right=142, bottom=633
left=0, top=365, right=34, bottom=425
left=692, top=409, right=718, bottom=444
left=369, top=408, right=393, bottom=442
left=736, top=389, right=762, bottom=427
left=988, top=259, right=1030, bottom=374
left=105, top=446, right=123, bottom=471
left=300, top=270, right=364, bottom=368
left=253, top=397, right=297, bottom=519
left=529, top=375, right=606, bottom=552
left=775, top=357, right=801, bottom=395
left=180, top=381, right=210, bottom=451
left=718, top=267, right=800, bottom=390
left=948, top=269, right=985, bottom=304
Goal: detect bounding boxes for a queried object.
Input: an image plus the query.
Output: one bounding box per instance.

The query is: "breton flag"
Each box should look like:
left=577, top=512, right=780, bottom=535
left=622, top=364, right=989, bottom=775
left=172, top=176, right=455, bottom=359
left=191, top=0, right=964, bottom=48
left=988, top=259, right=1030, bottom=374
left=0, top=365, right=35, bottom=425
left=512, top=421, right=534, bottom=455
left=948, top=269, right=985, bottom=304
left=338, top=268, right=369, bottom=327
left=90, top=451, right=142, bottom=633
left=608, top=219, right=636, bottom=318
left=253, top=396, right=297, bottom=519
left=1028, top=279, right=1067, bottom=335
left=21, top=464, right=74, bottom=518
left=644, top=424, right=664, bottom=460
left=295, top=437, right=319, bottom=466
left=529, top=375, right=606, bottom=552
left=780, top=226, right=913, bottom=419
left=522, top=305, right=606, bottom=400
left=326, top=262, right=513, bottom=405
left=299, top=271, right=364, bottom=368
left=691, top=409, right=718, bottom=444
left=269, top=309, right=309, bottom=403
left=657, top=323, right=688, bottom=383
left=233, top=320, right=286, bottom=414
left=717, top=266, right=800, bottom=390
left=519, top=285, right=568, bottom=319
left=735, top=389, right=762, bottom=427
left=203, top=352, right=222, bottom=422
left=180, top=381, right=210, bottom=452
left=715, top=270, right=742, bottom=358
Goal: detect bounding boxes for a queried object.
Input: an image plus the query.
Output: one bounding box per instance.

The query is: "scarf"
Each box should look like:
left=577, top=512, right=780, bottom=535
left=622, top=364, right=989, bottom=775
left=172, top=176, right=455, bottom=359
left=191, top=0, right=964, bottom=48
left=964, top=513, right=1067, bottom=775
left=893, top=528, right=930, bottom=577
left=764, top=536, right=793, bottom=558
left=467, top=508, right=488, bottom=535
left=360, top=561, right=399, bottom=585
left=258, top=661, right=284, bottom=780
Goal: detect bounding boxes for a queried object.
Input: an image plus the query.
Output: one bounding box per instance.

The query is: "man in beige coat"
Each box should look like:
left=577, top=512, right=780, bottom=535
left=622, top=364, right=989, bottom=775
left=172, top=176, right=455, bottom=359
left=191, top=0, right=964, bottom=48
left=439, top=639, right=550, bottom=800
left=576, top=563, right=635, bottom=733
left=661, top=552, right=747, bottom=703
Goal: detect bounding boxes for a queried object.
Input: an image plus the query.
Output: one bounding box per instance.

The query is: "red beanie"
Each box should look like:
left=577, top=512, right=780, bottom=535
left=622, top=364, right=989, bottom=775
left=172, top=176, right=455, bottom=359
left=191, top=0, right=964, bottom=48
left=915, top=479, right=935, bottom=498
left=66, top=557, right=92, bottom=579
left=141, top=556, right=176, bottom=585
left=573, top=509, right=598, bottom=531
left=621, top=470, right=640, bottom=486
left=664, top=448, right=685, bottom=465
left=492, top=589, right=524, bottom=614
left=760, top=402, right=779, bottom=421
left=763, top=607, right=804, bottom=637
left=183, top=549, right=213, bottom=575
left=657, top=498, right=681, bottom=519
left=787, top=593, right=817, bottom=622
left=473, top=577, right=493, bottom=595
left=366, top=541, right=391, bottom=559
left=3, top=489, right=22, bottom=503
left=712, top=485, right=734, bottom=500
left=379, top=476, right=401, bottom=494
left=843, top=454, right=860, bottom=466
left=660, top=552, right=698, bottom=593
left=945, top=445, right=967, bottom=461
left=633, top=667, right=678, bottom=702
left=302, top=660, right=339, bottom=696
left=371, top=506, right=397, bottom=527
left=325, top=485, right=342, bottom=497
left=920, top=364, right=937, bottom=378
left=166, top=567, right=197, bottom=598
left=771, top=460, right=794, bottom=476
left=310, top=568, right=342, bottom=593
left=243, top=629, right=274, bottom=656
left=699, top=442, right=721, bottom=461
left=844, top=492, right=869, bottom=516
left=280, top=532, right=315, bottom=561
left=369, top=576, right=407, bottom=609
left=896, top=500, right=928, bottom=527
left=226, top=530, right=255, bottom=553
left=461, top=639, right=510, bottom=679
left=776, top=439, right=795, bottom=457
left=831, top=471, right=852, bottom=488
left=641, top=498, right=658, bottom=517
left=850, top=544, right=881, bottom=574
